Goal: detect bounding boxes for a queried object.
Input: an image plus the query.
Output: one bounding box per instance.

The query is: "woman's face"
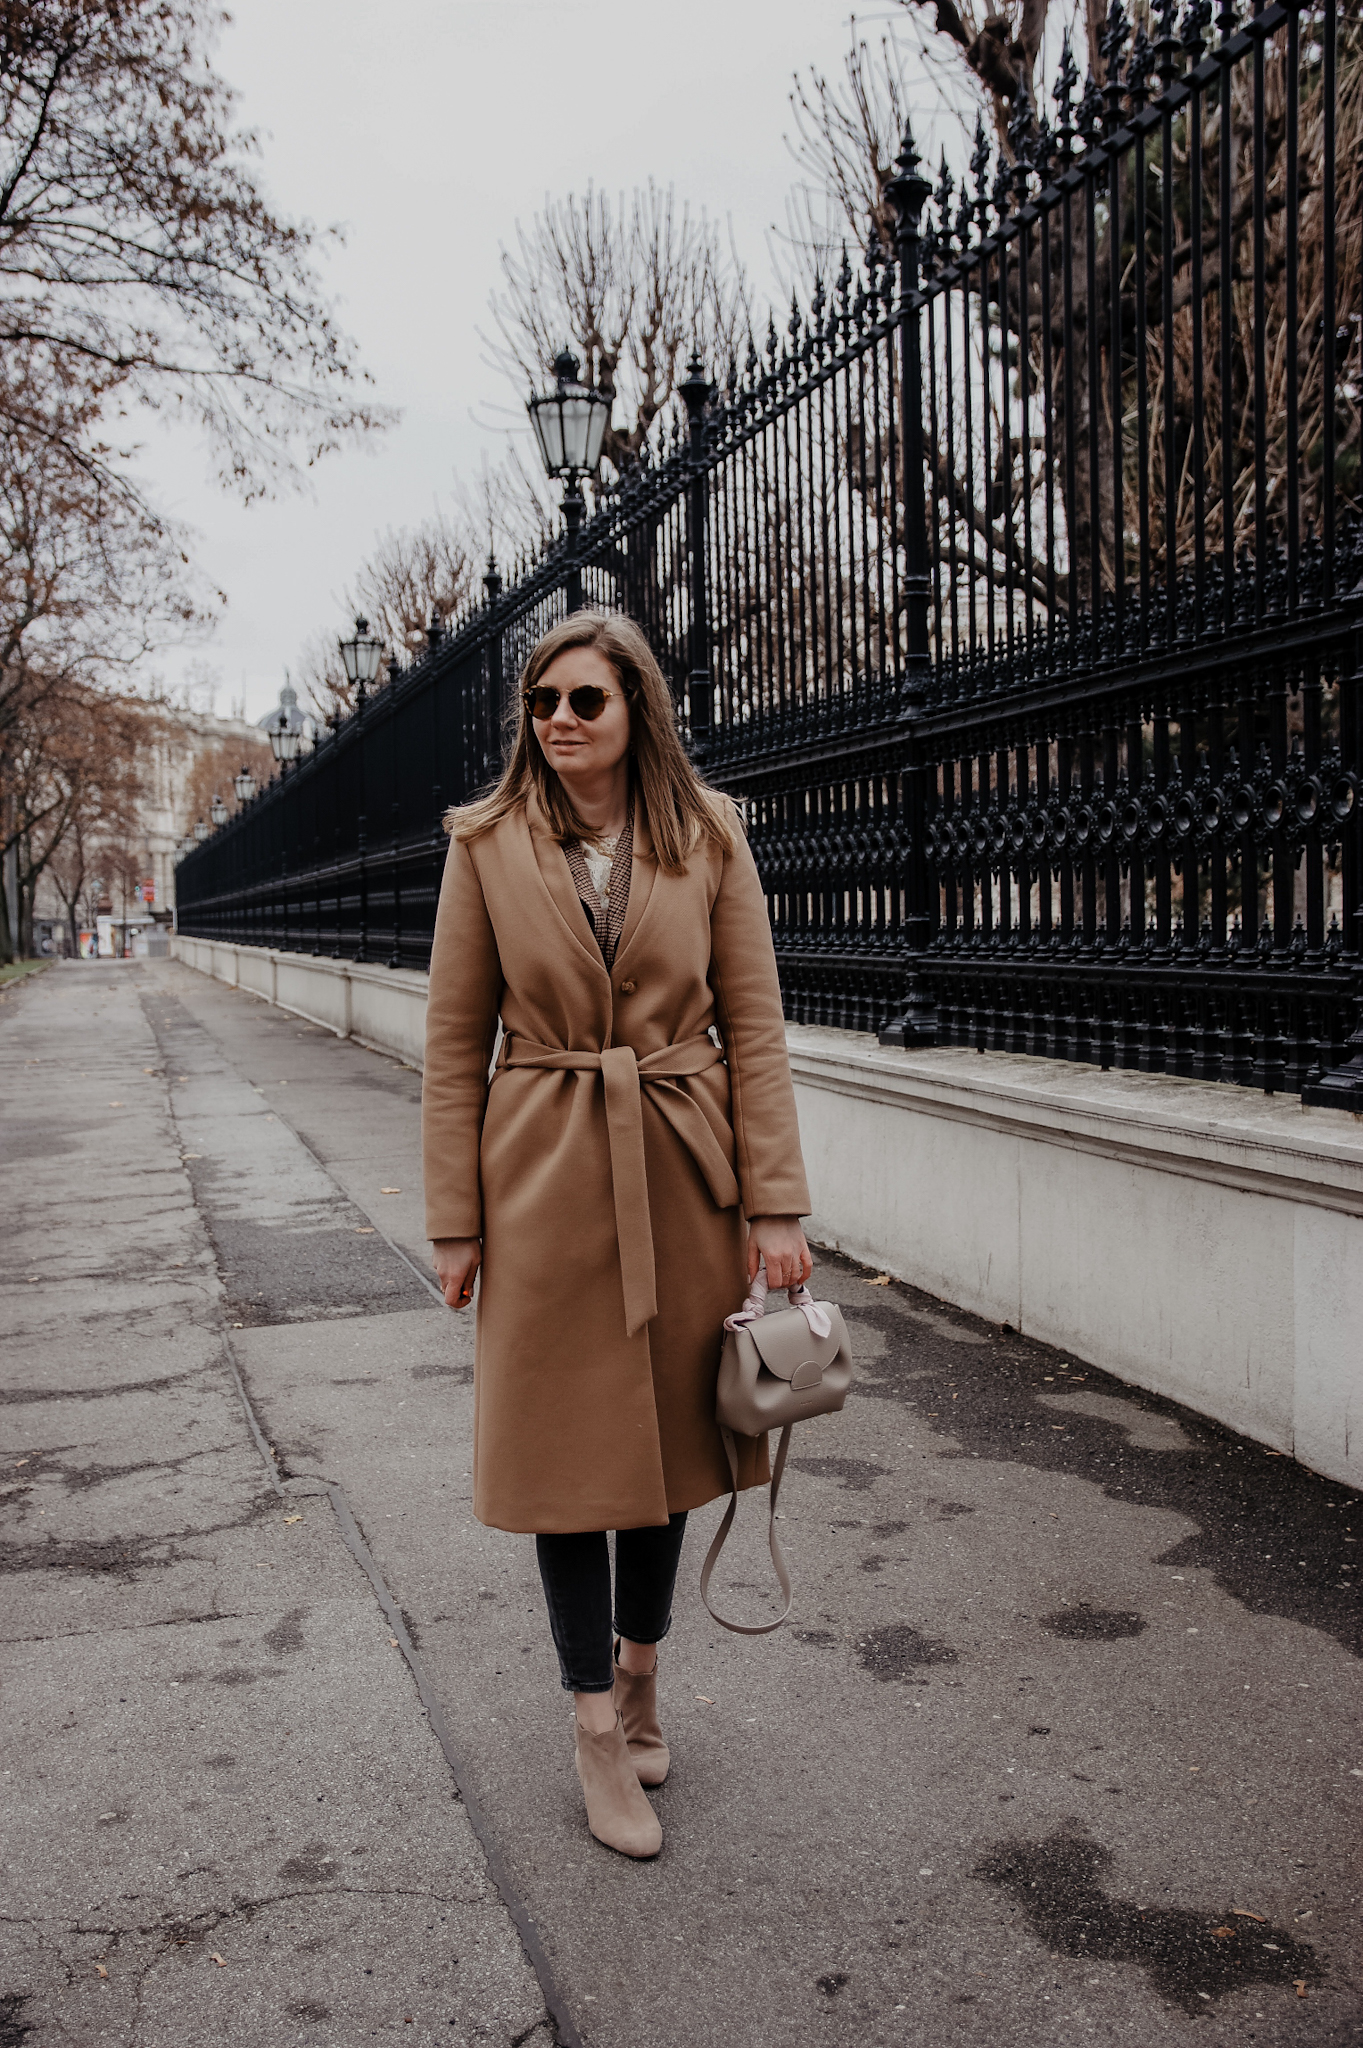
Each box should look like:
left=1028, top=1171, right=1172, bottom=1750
left=530, top=645, right=632, bottom=786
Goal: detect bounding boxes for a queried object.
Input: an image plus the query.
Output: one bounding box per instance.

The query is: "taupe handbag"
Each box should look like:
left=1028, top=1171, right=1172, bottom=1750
left=699, top=1263, right=852, bottom=1635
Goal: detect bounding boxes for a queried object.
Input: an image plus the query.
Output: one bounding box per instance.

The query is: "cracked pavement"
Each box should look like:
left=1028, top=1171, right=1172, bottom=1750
left=2, top=959, right=1360, bottom=2047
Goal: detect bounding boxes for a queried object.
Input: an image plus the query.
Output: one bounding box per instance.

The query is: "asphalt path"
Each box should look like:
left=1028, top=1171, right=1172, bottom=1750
left=2, top=958, right=1359, bottom=2048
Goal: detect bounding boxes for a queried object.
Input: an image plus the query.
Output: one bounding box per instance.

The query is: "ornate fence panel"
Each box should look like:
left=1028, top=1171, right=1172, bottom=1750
left=176, top=0, right=1363, bottom=1102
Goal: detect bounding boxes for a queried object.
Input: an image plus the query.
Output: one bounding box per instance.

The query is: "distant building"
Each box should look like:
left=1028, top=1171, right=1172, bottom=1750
left=30, top=699, right=276, bottom=948
left=143, top=704, right=275, bottom=917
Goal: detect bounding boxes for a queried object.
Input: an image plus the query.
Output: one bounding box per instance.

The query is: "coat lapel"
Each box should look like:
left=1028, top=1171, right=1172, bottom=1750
left=612, top=801, right=658, bottom=972
left=523, top=791, right=612, bottom=985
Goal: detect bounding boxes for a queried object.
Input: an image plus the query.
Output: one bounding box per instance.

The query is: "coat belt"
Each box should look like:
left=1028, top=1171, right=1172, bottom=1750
left=496, top=1033, right=741, bottom=1336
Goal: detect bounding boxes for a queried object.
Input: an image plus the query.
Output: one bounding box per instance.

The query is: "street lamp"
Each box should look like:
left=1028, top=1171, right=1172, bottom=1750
left=339, top=614, right=385, bottom=707
left=266, top=705, right=303, bottom=769
left=233, top=765, right=256, bottom=804
left=177, top=836, right=195, bottom=856
left=193, top=817, right=209, bottom=842
left=210, top=792, right=228, bottom=826
left=527, top=348, right=611, bottom=613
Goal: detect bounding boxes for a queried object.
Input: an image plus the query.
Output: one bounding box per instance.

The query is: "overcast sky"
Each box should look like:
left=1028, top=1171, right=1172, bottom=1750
left=139, top=0, right=955, bottom=725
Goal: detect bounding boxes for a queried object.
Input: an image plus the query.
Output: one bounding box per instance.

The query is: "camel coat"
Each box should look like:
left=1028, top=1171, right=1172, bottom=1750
left=421, top=789, right=811, bottom=1534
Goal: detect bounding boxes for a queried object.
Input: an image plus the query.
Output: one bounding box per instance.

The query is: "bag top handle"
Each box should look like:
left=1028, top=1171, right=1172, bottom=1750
left=723, top=1258, right=832, bottom=1340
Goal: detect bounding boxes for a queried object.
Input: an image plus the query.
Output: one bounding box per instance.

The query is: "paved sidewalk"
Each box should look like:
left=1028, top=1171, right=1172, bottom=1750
left=2, top=959, right=1360, bottom=2048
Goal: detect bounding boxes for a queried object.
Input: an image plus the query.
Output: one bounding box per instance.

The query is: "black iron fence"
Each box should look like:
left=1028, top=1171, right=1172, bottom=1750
left=177, top=0, right=1363, bottom=1105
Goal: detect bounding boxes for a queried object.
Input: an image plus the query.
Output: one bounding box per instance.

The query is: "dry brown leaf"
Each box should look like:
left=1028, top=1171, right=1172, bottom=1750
left=14, top=1459, right=28, bottom=1468
left=380, top=1187, right=401, bottom=1195
left=865, top=1274, right=891, bottom=1285
left=210, top=1953, right=227, bottom=1968
left=1295, top=1981, right=1308, bottom=1998
left=696, top=1694, right=714, bottom=1703
left=95, top=1964, right=108, bottom=1979
left=1211, top=1926, right=1234, bottom=1939
left=283, top=1514, right=302, bottom=1526
left=354, top=1227, right=376, bottom=1235
left=388, top=1637, right=399, bottom=1648
left=1231, top=1909, right=1266, bottom=1922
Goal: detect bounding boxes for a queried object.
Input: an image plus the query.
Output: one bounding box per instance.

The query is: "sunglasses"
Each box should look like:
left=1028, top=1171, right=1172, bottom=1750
left=523, top=682, right=622, bottom=722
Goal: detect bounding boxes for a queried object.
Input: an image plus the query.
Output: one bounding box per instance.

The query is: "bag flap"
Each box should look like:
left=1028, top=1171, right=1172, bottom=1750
left=748, top=1304, right=843, bottom=1382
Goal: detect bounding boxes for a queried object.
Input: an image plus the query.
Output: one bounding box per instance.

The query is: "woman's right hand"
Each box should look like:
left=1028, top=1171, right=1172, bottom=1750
left=432, top=1237, right=481, bottom=1309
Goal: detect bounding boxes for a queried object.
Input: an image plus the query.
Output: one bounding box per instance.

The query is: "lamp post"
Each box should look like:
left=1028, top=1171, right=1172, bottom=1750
left=265, top=689, right=304, bottom=953
left=339, top=614, right=385, bottom=709
left=210, top=793, right=228, bottom=827
left=233, top=765, right=256, bottom=805
left=266, top=706, right=303, bottom=772
left=527, top=349, right=610, bottom=614
left=193, top=817, right=209, bottom=842
left=337, top=616, right=383, bottom=963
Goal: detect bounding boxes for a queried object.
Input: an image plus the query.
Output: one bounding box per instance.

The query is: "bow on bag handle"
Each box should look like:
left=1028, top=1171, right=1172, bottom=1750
left=701, top=1257, right=830, bottom=1635
left=723, top=1260, right=832, bottom=1339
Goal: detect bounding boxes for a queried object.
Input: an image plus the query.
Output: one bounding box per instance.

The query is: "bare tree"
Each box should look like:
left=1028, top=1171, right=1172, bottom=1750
left=295, top=510, right=482, bottom=723
left=3, top=677, right=152, bottom=957
left=179, top=730, right=274, bottom=841
left=0, top=0, right=393, bottom=502
left=0, top=365, right=210, bottom=754
left=787, top=22, right=917, bottom=261
left=485, top=181, right=752, bottom=474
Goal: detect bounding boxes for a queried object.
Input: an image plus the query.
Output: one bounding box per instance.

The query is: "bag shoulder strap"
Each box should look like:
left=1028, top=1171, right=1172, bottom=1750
left=698, top=1423, right=795, bottom=1635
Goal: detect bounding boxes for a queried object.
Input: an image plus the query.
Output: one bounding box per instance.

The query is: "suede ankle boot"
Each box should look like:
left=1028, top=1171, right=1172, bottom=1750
left=574, top=1711, right=663, bottom=1859
left=613, top=1641, right=670, bottom=1786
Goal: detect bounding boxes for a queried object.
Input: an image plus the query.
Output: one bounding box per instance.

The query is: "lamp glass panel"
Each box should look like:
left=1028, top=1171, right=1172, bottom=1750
left=531, top=400, right=566, bottom=473
left=583, top=393, right=609, bottom=470
left=559, top=392, right=600, bottom=472
left=340, top=639, right=361, bottom=683
left=358, top=636, right=383, bottom=684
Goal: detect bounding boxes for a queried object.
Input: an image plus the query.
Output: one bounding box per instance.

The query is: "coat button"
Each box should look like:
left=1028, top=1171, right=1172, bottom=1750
left=618, top=979, right=637, bottom=995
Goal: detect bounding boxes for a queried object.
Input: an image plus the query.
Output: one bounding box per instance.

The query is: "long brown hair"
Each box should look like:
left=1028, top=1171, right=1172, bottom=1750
left=446, top=611, right=738, bottom=872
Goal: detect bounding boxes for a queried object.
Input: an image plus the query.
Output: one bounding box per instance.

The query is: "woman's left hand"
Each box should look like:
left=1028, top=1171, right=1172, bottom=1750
left=747, top=1215, right=812, bottom=1292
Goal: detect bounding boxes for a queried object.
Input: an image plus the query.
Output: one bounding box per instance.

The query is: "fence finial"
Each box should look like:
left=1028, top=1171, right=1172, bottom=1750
left=1099, top=0, right=1131, bottom=129
left=1054, top=32, right=1079, bottom=157
left=1154, top=0, right=1181, bottom=85
left=1180, top=0, right=1211, bottom=63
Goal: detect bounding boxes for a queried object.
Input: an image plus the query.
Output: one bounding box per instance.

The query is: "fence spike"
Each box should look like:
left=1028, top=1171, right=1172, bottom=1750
left=1154, top=0, right=1182, bottom=84
left=1180, top=0, right=1211, bottom=62
left=970, top=113, right=992, bottom=220
left=1127, top=23, right=1155, bottom=105
left=1054, top=32, right=1079, bottom=157
left=1078, top=73, right=1105, bottom=143
left=1100, top=0, right=1132, bottom=129
left=936, top=150, right=955, bottom=249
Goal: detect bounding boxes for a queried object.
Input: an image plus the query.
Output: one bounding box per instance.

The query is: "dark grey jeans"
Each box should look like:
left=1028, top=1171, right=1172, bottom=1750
left=535, top=1512, right=688, bottom=1693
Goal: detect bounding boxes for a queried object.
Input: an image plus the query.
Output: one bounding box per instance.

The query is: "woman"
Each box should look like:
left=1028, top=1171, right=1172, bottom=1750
left=423, top=610, right=810, bottom=1860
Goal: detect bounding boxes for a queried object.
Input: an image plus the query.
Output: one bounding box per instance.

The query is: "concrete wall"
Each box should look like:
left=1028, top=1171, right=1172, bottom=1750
left=172, top=936, right=1362, bottom=1489
left=175, top=934, right=429, bottom=1069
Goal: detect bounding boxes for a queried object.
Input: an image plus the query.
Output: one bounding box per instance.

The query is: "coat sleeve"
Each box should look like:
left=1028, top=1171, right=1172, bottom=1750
left=422, top=833, right=504, bottom=1241
left=707, top=823, right=811, bottom=1220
